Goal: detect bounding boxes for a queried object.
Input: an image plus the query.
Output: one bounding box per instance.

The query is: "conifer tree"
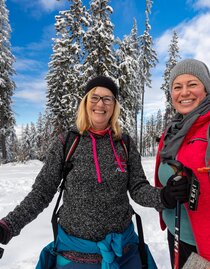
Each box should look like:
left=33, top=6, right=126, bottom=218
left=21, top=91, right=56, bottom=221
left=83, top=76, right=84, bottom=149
left=82, top=0, right=117, bottom=81
left=161, top=30, right=180, bottom=127
left=155, top=109, right=163, bottom=139
left=115, top=19, right=141, bottom=142
left=129, top=19, right=142, bottom=143
left=149, top=114, right=156, bottom=156
left=41, top=110, right=53, bottom=159
left=29, top=122, right=37, bottom=159
left=46, top=0, right=89, bottom=133
left=6, top=130, right=18, bottom=162
left=138, top=0, right=158, bottom=155
left=0, top=0, right=16, bottom=162
left=60, top=0, right=90, bottom=129
left=116, top=35, right=135, bottom=135
left=142, top=111, right=161, bottom=156
left=143, top=118, right=152, bottom=156
left=20, top=124, right=31, bottom=161
left=36, top=112, right=45, bottom=160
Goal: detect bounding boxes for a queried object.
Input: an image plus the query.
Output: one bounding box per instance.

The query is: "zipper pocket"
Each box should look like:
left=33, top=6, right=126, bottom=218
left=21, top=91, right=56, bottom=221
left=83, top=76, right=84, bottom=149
left=187, top=138, right=207, bottom=144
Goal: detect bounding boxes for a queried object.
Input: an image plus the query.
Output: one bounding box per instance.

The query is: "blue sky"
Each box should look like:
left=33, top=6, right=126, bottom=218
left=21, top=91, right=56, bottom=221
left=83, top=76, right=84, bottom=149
left=5, top=0, right=210, bottom=131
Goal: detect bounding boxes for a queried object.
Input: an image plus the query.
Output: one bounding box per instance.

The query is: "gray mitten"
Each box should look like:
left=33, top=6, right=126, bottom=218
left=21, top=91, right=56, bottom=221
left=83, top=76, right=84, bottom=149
left=182, top=252, right=210, bottom=269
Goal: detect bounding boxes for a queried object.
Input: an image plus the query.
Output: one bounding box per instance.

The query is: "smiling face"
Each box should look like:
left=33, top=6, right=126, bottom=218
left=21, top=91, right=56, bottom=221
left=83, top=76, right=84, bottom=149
left=86, top=86, right=115, bottom=130
left=171, top=74, right=207, bottom=115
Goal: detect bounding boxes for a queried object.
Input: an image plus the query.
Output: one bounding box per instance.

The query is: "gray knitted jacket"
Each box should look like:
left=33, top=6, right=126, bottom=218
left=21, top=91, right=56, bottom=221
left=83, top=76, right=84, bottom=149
left=3, top=130, right=164, bottom=242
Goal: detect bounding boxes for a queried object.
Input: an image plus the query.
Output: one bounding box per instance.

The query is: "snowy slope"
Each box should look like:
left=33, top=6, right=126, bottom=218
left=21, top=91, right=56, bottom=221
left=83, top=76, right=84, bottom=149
left=0, top=158, right=170, bottom=269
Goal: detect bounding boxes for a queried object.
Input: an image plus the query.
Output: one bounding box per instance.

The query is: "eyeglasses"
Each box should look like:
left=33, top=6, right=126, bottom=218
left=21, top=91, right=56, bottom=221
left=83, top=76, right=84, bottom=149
left=89, top=94, right=116, bottom=105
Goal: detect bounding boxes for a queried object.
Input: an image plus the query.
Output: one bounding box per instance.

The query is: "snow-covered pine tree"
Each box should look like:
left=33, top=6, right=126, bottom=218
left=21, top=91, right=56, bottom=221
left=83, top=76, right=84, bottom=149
left=6, top=129, right=18, bottom=162
left=145, top=114, right=155, bottom=156
left=15, top=125, right=25, bottom=162
left=155, top=109, right=163, bottom=140
left=36, top=112, right=45, bottom=160
left=46, top=0, right=89, bottom=133
left=35, top=111, right=53, bottom=160
left=82, top=0, right=117, bottom=81
left=129, top=19, right=142, bottom=143
left=141, top=110, right=163, bottom=156
left=142, top=118, right=152, bottom=156
left=115, top=19, right=141, bottom=142
left=19, top=124, right=31, bottom=161
left=138, top=0, right=158, bottom=155
left=161, top=30, right=180, bottom=128
left=0, top=0, right=16, bottom=162
left=142, top=110, right=162, bottom=156
left=57, top=0, right=90, bottom=129
left=29, top=122, right=37, bottom=159
left=116, top=36, right=136, bottom=137
left=149, top=114, right=156, bottom=156
left=40, top=109, right=53, bottom=159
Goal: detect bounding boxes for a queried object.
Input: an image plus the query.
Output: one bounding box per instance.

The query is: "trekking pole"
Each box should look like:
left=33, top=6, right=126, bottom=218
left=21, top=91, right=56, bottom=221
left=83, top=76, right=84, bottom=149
left=174, top=199, right=181, bottom=269
left=173, top=175, right=182, bottom=269
left=0, top=246, right=4, bottom=259
left=166, top=160, right=200, bottom=269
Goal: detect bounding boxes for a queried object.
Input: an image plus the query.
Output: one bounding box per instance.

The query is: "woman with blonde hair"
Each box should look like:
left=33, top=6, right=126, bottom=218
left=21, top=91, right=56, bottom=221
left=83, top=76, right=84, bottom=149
left=0, top=75, right=188, bottom=269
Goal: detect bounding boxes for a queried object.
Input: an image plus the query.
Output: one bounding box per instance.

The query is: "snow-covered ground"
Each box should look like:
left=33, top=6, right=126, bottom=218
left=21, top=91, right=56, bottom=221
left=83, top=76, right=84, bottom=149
left=0, top=157, right=170, bottom=269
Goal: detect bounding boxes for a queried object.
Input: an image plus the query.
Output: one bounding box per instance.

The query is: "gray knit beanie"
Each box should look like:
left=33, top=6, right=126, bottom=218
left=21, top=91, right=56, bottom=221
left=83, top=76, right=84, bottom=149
left=169, top=59, right=210, bottom=94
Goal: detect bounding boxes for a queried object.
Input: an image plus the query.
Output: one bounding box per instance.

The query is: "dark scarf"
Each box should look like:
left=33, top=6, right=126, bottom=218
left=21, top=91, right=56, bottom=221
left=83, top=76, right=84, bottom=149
left=160, top=95, right=210, bottom=162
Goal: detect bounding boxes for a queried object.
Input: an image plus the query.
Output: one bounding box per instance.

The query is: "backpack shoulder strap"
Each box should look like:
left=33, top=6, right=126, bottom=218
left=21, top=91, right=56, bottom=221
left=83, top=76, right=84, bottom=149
left=135, top=213, right=148, bottom=268
left=120, top=133, right=130, bottom=161
left=62, top=132, right=80, bottom=181
left=121, top=133, right=148, bottom=268
left=51, top=131, right=80, bottom=241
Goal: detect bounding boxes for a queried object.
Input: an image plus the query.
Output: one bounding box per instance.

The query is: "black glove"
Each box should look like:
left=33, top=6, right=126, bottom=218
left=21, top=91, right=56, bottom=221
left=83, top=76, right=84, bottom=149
left=0, top=220, right=11, bottom=245
left=160, top=174, right=190, bottom=209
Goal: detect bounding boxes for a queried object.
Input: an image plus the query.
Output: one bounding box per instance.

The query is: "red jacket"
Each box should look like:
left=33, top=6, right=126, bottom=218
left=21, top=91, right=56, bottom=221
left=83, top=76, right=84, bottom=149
left=155, top=111, right=210, bottom=260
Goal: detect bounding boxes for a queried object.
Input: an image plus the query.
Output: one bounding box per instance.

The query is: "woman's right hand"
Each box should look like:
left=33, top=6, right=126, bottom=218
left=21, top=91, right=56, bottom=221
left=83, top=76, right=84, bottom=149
left=160, top=175, right=191, bottom=209
left=0, top=220, right=11, bottom=245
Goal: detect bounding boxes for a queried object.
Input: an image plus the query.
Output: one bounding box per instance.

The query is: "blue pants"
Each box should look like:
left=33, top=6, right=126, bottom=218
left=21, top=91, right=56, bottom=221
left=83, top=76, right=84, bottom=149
left=55, top=244, right=142, bottom=269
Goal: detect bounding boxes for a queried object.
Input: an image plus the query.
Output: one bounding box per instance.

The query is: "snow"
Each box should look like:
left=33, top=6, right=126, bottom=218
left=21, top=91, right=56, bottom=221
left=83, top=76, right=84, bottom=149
left=0, top=158, right=170, bottom=268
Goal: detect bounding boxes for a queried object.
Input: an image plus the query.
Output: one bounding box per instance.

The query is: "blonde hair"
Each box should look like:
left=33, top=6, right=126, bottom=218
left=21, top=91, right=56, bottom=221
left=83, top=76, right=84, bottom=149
left=76, top=88, right=122, bottom=139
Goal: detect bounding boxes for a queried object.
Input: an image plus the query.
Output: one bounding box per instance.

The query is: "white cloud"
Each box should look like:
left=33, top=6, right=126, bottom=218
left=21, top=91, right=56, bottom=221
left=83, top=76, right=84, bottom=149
left=13, top=25, right=55, bottom=59
left=192, top=0, right=210, bottom=9
left=144, top=10, right=210, bottom=118
left=10, top=0, right=67, bottom=13
left=154, top=12, right=210, bottom=64
left=154, top=30, right=173, bottom=59
left=14, top=58, right=44, bottom=72
left=144, top=67, right=166, bottom=118
left=14, top=78, right=47, bottom=103
left=177, top=13, right=210, bottom=63
left=38, top=0, right=66, bottom=12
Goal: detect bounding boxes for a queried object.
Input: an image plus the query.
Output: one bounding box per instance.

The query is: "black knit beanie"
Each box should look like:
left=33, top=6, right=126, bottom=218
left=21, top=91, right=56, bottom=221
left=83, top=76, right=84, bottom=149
left=84, top=75, right=119, bottom=99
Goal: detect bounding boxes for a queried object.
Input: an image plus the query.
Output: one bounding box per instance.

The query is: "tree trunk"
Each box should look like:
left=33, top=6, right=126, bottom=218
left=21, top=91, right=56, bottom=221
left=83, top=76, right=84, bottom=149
left=139, top=84, right=145, bottom=155
left=0, top=134, right=7, bottom=162
left=134, top=109, right=138, bottom=146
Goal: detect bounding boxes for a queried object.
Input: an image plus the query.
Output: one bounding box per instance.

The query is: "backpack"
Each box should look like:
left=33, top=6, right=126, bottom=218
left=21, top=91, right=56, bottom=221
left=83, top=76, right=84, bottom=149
left=51, top=131, right=156, bottom=269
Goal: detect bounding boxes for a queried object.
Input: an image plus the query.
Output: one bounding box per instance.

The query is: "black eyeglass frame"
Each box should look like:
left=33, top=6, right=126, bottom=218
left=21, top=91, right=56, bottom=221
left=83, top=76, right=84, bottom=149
left=89, top=94, right=116, bottom=105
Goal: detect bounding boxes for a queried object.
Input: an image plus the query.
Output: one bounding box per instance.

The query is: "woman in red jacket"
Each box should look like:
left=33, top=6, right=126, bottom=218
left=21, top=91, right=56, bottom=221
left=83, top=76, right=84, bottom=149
left=155, top=59, right=210, bottom=268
